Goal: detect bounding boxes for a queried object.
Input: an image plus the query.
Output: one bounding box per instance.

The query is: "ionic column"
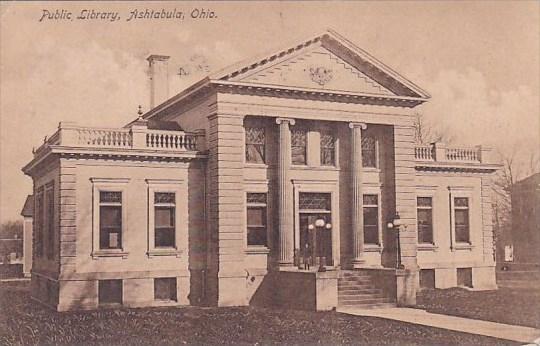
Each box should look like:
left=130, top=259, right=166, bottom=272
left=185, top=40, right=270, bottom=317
left=276, top=117, right=295, bottom=267
left=350, top=122, right=367, bottom=268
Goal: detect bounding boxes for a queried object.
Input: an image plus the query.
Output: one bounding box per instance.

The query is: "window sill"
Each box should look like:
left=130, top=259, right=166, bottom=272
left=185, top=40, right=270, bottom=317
left=453, top=243, right=474, bottom=251
left=92, top=250, right=129, bottom=259
left=245, top=246, right=270, bottom=255
left=147, top=249, right=183, bottom=258
left=417, top=243, right=438, bottom=251
left=363, top=167, right=381, bottom=173
left=364, top=244, right=383, bottom=253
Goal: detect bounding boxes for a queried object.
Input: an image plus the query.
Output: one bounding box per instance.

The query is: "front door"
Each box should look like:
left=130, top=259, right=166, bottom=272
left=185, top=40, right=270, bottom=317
left=298, top=192, right=333, bottom=267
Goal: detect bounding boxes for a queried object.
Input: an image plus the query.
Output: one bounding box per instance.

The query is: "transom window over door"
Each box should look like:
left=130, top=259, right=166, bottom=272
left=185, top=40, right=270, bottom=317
left=245, top=126, right=265, bottom=164
left=291, top=127, right=307, bottom=165
left=154, top=192, right=176, bottom=248
left=99, top=191, right=122, bottom=250
left=454, top=197, right=470, bottom=243
left=363, top=194, right=379, bottom=245
left=417, top=197, right=434, bottom=244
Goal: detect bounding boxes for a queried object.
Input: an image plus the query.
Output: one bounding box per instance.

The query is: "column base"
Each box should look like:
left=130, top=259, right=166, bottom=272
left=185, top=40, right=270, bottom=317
left=351, top=259, right=366, bottom=269
left=278, top=262, right=295, bottom=271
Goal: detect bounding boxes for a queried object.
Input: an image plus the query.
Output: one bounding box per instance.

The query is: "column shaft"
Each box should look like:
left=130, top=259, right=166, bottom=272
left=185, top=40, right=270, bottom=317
left=350, top=122, right=367, bottom=268
left=277, top=118, right=295, bottom=267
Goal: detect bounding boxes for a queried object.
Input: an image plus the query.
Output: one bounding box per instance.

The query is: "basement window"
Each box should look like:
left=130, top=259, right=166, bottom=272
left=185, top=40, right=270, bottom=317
left=98, top=279, right=123, bottom=305
left=457, top=268, right=473, bottom=288
left=419, top=269, right=435, bottom=289
left=154, top=278, right=177, bottom=301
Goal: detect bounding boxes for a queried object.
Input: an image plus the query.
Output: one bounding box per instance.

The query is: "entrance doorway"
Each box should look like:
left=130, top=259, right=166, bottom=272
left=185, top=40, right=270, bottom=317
left=298, top=193, right=333, bottom=267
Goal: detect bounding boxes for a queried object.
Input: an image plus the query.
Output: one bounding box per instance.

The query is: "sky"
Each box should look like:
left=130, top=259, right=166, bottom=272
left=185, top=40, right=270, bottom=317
left=1, top=1, right=539, bottom=222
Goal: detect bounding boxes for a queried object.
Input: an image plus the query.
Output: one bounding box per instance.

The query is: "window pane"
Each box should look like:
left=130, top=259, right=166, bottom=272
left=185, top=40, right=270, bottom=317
left=247, top=227, right=267, bottom=246
left=320, top=131, right=336, bottom=166
left=455, top=209, right=470, bottom=242
left=247, top=193, right=267, bottom=204
left=99, top=280, right=122, bottom=305
left=417, top=209, right=433, bottom=243
left=291, top=145, right=307, bottom=165
left=417, top=197, right=432, bottom=207
left=363, top=207, right=379, bottom=244
left=363, top=194, right=378, bottom=206
left=155, top=207, right=175, bottom=227
left=155, top=192, right=175, bottom=204
left=100, top=206, right=122, bottom=227
left=155, top=228, right=175, bottom=247
left=246, top=144, right=265, bottom=163
left=154, top=278, right=177, bottom=301
left=100, top=191, right=122, bottom=203
left=362, top=136, right=377, bottom=168
left=455, top=197, right=469, bottom=208
left=245, top=127, right=265, bottom=163
left=321, top=148, right=335, bottom=166
left=292, top=129, right=307, bottom=165
left=247, top=207, right=266, bottom=227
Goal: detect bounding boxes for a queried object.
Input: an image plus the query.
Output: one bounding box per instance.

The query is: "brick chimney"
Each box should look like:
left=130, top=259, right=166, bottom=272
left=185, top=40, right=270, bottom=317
left=147, top=55, right=170, bottom=109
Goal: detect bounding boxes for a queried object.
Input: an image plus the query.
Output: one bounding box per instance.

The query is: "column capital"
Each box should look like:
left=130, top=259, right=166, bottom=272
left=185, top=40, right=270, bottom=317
left=349, top=122, right=367, bottom=130
left=276, top=117, right=296, bottom=126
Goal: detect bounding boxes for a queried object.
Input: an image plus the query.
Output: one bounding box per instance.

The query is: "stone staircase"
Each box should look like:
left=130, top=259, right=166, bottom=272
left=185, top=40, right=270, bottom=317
left=338, top=270, right=396, bottom=309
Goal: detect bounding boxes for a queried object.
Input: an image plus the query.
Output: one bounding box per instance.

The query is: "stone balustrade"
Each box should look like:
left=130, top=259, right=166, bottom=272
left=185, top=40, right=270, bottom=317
left=34, top=121, right=204, bottom=155
left=415, top=142, right=494, bottom=164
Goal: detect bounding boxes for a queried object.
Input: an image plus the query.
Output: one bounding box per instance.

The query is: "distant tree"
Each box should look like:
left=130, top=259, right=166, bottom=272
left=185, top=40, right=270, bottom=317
left=0, top=220, right=23, bottom=240
left=492, top=147, right=540, bottom=262
left=413, top=112, right=455, bottom=144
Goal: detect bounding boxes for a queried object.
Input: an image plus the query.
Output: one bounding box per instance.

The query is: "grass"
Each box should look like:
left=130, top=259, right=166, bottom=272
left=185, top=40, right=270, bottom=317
left=417, top=286, right=540, bottom=329
left=0, top=282, right=517, bottom=346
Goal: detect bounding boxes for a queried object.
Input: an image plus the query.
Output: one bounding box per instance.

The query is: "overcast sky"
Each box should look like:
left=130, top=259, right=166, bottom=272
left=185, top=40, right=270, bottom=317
left=1, top=1, right=539, bottom=222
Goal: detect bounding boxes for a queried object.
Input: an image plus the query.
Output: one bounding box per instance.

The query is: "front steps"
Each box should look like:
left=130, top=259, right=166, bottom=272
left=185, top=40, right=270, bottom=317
left=338, top=270, right=396, bottom=309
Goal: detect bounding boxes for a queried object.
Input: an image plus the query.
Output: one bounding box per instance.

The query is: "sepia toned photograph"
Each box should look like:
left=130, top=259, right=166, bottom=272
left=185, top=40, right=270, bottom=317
left=1, top=1, right=539, bottom=345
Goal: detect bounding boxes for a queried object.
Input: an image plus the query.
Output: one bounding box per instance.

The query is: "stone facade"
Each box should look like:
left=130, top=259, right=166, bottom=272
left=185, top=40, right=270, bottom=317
left=23, top=30, right=500, bottom=311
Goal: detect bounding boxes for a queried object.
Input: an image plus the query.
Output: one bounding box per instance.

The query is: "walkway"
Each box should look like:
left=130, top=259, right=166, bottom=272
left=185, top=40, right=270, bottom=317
left=338, top=307, right=540, bottom=344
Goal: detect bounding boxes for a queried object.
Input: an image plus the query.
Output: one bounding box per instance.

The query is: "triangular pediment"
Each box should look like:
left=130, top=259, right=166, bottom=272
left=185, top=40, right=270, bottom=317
left=231, top=45, right=394, bottom=95
left=212, top=30, right=430, bottom=99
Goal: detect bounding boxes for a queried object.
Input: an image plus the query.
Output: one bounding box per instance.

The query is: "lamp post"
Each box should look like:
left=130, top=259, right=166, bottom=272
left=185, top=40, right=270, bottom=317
left=314, top=219, right=326, bottom=272
left=387, top=212, right=404, bottom=270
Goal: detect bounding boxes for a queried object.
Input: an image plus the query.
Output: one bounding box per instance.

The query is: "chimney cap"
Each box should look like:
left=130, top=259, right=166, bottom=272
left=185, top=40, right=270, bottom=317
left=147, top=54, right=170, bottom=62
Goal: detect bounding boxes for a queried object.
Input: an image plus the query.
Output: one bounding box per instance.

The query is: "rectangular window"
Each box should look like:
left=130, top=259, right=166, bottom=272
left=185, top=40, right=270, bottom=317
left=320, top=128, right=336, bottom=166
left=98, top=279, right=123, bottom=305
left=154, top=278, right=177, bottom=301
left=246, top=193, right=267, bottom=246
left=99, top=191, right=123, bottom=250
left=363, top=194, right=379, bottom=244
left=419, top=269, right=436, bottom=289
left=291, top=128, right=307, bottom=165
left=454, top=197, right=470, bottom=243
left=35, top=188, right=44, bottom=257
left=46, top=184, right=55, bottom=259
left=457, top=268, right=472, bottom=288
left=362, top=136, right=377, bottom=168
left=245, top=126, right=265, bottom=163
left=417, top=197, right=434, bottom=244
left=154, top=192, right=176, bottom=248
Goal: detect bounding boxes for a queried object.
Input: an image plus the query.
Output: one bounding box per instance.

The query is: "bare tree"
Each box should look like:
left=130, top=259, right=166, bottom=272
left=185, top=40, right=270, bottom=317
left=413, top=112, right=455, bottom=144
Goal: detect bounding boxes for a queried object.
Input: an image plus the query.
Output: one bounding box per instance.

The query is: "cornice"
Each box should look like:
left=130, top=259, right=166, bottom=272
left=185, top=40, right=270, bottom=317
left=212, top=80, right=425, bottom=108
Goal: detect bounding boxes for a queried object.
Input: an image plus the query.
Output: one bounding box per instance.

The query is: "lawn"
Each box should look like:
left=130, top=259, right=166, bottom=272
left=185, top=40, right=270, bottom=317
left=417, top=286, right=540, bottom=329
left=0, top=282, right=517, bottom=346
